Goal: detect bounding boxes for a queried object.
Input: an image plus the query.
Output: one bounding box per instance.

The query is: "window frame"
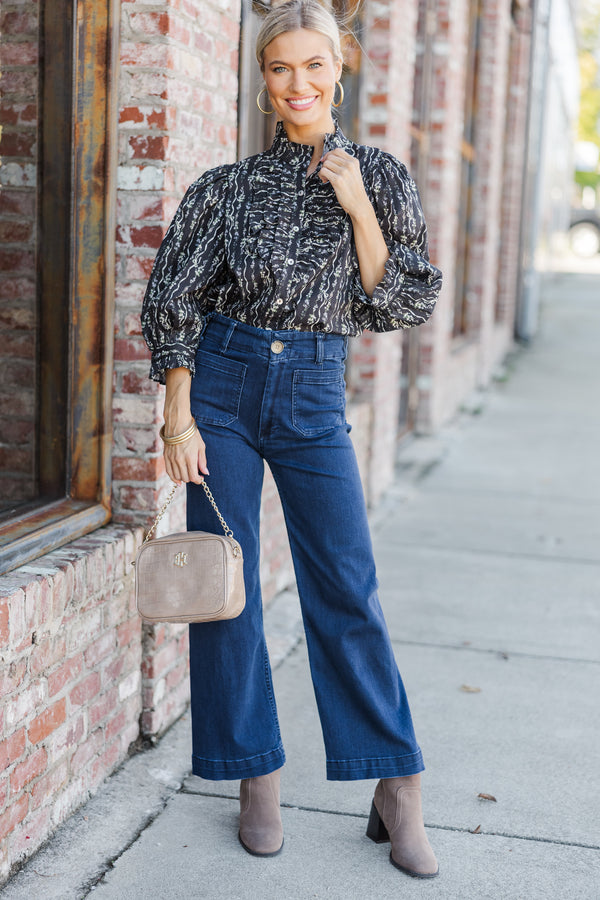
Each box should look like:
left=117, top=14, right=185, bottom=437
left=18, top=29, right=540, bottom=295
left=0, top=0, right=119, bottom=574
left=452, top=0, right=482, bottom=339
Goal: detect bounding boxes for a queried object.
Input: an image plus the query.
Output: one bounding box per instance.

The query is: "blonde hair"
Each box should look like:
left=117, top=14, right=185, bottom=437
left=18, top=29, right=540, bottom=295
left=256, top=0, right=343, bottom=70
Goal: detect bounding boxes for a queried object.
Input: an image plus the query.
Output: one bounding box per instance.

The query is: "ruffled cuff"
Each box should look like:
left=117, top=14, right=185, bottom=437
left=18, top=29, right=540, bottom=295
left=149, top=343, right=198, bottom=385
left=371, top=245, right=441, bottom=309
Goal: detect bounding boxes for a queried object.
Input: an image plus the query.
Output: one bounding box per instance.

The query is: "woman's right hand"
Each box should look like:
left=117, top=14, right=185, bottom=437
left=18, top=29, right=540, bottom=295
left=163, top=367, right=209, bottom=485
left=164, top=428, right=208, bottom=485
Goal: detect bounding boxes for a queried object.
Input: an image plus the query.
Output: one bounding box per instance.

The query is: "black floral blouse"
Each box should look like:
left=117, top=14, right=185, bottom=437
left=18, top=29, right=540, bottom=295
left=142, top=121, right=442, bottom=383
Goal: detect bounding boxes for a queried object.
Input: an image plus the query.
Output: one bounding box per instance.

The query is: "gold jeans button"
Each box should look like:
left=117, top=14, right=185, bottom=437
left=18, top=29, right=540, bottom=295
left=271, top=340, right=284, bottom=354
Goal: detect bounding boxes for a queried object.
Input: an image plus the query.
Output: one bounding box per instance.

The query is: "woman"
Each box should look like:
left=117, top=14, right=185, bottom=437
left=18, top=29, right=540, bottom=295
left=142, top=0, right=442, bottom=878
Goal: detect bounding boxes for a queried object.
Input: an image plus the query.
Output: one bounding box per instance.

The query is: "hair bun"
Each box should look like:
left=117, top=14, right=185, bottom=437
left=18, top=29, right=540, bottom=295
left=253, top=0, right=335, bottom=19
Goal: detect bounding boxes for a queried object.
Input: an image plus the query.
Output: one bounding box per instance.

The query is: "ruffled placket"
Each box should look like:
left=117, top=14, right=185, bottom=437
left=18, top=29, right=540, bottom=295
left=246, top=121, right=354, bottom=322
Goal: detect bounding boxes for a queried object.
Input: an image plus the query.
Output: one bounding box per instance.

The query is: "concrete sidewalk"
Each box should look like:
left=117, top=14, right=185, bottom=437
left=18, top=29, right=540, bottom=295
left=4, top=272, right=600, bottom=899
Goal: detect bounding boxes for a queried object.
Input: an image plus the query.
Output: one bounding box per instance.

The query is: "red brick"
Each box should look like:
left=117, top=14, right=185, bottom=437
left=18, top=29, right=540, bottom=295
left=0, top=221, right=33, bottom=243
left=0, top=102, right=37, bottom=127
left=0, top=600, right=9, bottom=647
left=166, top=659, right=186, bottom=691
left=84, top=631, right=116, bottom=668
left=113, top=338, right=152, bottom=362
left=121, top=371, right=158, bottom=395
left=0, top=70, right=38, bottom=96
left=120, top=42, right=172, bottom=69
left=0, top=131, right=37, bottom=159
left=88, top=687, right=119, bottom=729
left=112, top=455, right=164, bottom=481
left=130, top=225, right=164, bottom=249
left=0, top=658, right=27, bottom=699
left=28, top=699, right=67, bottom=745
left=128, top=135, right=171, bottom=161
left=119, top=106, right=144, bottom=125
left=0, top=189, right=36, bottom=218
left=48, top=654, right=84, bottom=697
left=129, top=11, right=169, bottom=36
left=0, top=248, right=35, bottom=273
left=1, top=10, right=38, bottom=36
left=5, top=680, right=45, bottom=730
left=0, top=794, right=29, bottom=842
left=89, top=740, right=122, bottom=791
left=11, top=804, right=52, bottom=856
left=69, top=671, right=101, bottom=707
left=47, top=714, right=86, bottom=764
left=30, top=760, right=69, bottom=811
left=0, top=331, right=36, bottom=359
left=122, top=254, right=158, bottom=282
left=116, top=617, right=140, bottom=649
left=0, top=729, right=26, bottom=771
left=29, top=632, right=67, bottom=677
left=0, top=278, right=36, bottom=303
left=104, top=654, right=125, bottom=684
left=10, top=747, right=47, bottom=795
left=121, top=194, right=164, bottom=222
left=70, top=728, right=104, bottom=774
left=105, top=709, right=127, bottom=743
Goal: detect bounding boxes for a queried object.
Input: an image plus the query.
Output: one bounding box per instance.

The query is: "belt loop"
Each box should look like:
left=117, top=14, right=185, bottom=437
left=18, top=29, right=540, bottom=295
left=220, top=321, right=237, bottom=354
left=315, top=332, right=324, bottom=364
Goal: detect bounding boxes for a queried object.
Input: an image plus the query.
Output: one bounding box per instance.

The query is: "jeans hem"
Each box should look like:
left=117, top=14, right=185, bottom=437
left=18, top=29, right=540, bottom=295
left=326, top=748, right=424, bottom=781
left=191, top=746, right=286, bottom=780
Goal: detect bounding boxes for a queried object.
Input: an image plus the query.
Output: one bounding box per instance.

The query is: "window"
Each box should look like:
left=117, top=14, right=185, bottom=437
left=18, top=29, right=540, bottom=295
left=452, top=0, right=482, bottom=338
left=0, top=0, right=118, bottom=573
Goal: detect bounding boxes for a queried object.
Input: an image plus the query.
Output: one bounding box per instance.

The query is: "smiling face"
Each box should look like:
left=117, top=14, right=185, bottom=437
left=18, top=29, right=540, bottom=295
left=262, top=29, right=343, bottom=139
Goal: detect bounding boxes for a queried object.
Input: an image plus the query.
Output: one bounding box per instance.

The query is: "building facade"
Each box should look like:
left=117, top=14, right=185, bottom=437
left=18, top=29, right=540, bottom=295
left=0, top=0, right=561, bottom=881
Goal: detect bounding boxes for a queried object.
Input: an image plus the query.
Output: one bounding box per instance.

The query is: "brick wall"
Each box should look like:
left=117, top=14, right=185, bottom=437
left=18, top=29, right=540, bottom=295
left=112, top=0, right=248, bottom=740
left=412, top=0, right=470, bottom=432
left=469, top=0, right=513, bottom=385
left=0, top=0, right=538, bottom=882
left=496, top=5, right=533, bottom=331
left=0, top=527, right=142, bottom=883
left=347, top=0, right=420, bottom=504
left=0, top=0, right=39, bottom=506
left=412, top=0, right=535, bottom=432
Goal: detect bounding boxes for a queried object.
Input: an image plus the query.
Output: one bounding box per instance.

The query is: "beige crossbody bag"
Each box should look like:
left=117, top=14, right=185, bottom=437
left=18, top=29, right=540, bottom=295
left=133, top=481, right=245, bottom=624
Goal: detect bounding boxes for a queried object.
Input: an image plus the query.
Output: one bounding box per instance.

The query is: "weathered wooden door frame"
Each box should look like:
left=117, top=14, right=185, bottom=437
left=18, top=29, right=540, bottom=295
left=0, top=0, right=119, bottom=573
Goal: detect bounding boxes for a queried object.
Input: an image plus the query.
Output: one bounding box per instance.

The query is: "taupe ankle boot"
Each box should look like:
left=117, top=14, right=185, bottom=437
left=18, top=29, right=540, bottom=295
left=366, top=774, right=439, bottom=878
left=238, top=769, right=284, bottom=857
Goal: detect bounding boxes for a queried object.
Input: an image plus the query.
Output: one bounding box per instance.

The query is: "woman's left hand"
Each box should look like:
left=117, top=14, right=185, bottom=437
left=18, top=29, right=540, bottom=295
left=318, top=149, right=371, bottom=221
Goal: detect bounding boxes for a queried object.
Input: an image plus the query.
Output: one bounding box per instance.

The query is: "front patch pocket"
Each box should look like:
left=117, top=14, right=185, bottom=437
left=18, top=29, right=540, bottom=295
left=191, top=350, right=247, bottom=426
left=292, top=369, right=346, bottom=437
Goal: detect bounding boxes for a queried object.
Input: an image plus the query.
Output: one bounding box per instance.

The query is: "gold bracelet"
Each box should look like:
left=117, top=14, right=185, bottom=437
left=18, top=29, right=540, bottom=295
left=159, top=421, right=197, bottom=445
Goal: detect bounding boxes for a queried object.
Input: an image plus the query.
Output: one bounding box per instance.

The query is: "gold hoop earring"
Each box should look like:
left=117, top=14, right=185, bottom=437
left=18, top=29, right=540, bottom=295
left=256, top=87, right=273, bottom=115
left=332, top=81, right=344, bottom=108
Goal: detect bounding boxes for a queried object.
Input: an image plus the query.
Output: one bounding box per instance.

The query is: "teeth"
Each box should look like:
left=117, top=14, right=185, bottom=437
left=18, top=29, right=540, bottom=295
left=287, top=96, right=316, bottom=108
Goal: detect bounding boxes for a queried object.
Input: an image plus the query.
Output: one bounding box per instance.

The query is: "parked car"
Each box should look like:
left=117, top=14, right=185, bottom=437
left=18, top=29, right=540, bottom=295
left=569, top=208, right=600, bottom=257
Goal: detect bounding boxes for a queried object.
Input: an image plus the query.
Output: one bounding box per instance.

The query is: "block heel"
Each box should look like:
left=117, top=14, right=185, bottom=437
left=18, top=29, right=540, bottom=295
left=366, top=800, right=390, bottom=843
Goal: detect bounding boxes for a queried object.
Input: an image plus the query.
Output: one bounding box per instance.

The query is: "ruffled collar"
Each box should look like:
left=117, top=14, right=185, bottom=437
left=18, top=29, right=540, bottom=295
left=267, top=119, right=352, bottom=165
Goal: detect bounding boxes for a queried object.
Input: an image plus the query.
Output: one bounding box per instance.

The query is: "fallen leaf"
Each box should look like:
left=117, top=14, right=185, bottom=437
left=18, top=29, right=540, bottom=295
left=478, top=793, right=497, bottom=802
left=460, top=684, right=482, bottom=693
left=470, top=824, right=482, bottom=834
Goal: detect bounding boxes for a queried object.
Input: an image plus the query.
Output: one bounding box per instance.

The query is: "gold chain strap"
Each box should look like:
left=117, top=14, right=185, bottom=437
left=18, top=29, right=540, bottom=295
left=140, top=481, right=237, bottom=550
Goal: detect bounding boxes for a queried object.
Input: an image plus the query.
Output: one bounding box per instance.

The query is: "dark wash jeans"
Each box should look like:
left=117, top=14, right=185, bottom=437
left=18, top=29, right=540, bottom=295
left=187, top=312, right=424, bottom=781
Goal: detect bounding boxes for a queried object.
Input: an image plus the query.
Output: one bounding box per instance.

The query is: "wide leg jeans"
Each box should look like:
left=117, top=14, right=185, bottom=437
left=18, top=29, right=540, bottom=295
left=186, top=313, right=424, bottom=781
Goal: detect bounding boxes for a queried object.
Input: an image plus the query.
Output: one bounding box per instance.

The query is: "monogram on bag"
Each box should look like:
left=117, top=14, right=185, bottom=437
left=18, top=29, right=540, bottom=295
left=133, top=481, right=245, bottom=624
